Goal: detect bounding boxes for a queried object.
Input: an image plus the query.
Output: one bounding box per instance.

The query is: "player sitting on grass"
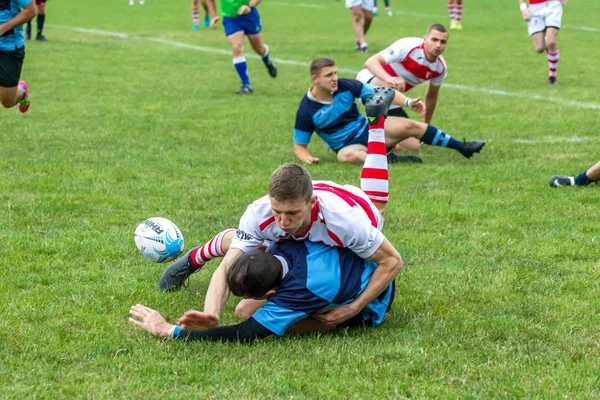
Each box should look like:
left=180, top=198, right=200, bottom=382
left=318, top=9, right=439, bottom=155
left=549, top=160, right=600, bottom=188
left=293, top=57, right=485, bottom=165
left=130, top=89, right=400, bottom=342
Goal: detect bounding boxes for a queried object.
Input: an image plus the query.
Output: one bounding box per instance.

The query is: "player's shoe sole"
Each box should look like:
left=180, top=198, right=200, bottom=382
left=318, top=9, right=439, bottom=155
left=17, top=80, right=30, bottom=113
left=365, top=87, right=395, bottom=121
left=458, top=140, right=486, bottom=159
left=549, top=175, right=575, bottom=187
left=159, top=249, right=199, bottom=291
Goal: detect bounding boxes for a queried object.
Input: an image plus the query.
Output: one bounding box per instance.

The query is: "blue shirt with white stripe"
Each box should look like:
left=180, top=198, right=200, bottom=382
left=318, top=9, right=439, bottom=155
left=293, top=79, right=375, bottom=151
left=0, top=0, right=31, bottom=51
left=252, top=240, right=393, bottom=336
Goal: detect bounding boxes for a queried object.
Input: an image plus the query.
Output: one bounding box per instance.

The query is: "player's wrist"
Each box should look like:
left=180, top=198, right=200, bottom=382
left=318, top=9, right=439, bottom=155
left=167, top=325, right=182, bottom=339
left=519, top=2, right=527, bottom=11
left=404, top=98, right=413, bottom=107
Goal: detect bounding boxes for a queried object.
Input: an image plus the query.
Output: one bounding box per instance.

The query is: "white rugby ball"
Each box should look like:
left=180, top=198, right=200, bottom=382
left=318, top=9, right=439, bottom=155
left=134, top=217, right=184, bottom=263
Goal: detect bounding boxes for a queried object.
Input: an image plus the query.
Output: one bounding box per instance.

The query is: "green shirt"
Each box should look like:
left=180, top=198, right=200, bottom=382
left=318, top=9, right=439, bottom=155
left=221, top=0, right=251, bottom=18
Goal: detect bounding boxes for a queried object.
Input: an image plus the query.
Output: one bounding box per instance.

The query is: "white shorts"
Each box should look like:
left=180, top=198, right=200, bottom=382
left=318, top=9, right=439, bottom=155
left=528, top=0, right=563, bottom=36
left=345, top=0, right=374, bottom=11
left=356, top=68, right=375, bottom=84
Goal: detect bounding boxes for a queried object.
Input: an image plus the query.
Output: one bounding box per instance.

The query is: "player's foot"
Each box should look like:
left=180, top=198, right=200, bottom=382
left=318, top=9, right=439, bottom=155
left=458, top=140, right=486, bottom=159
left=373, top=7, right=379, bottom=16
left=359, top=45, right=368, bottom=54
left=265, top=61, right=277, bottom=78
left=203, top=15, right=210, bottom=27
left=387, top=153, right=422, bottom=164
left=385, top=8, right=392, bottom=16
left=355, top=41, right=360, bottom=51
left=450, top=21, right=457, bottom=30
left=129, top=0, right=134, bottom=5
left=17, top=80, right=30, bottom=113
left=159, top=249, right=198, bottom=291
left=365, top=87, right=395, bottom=121
left=192, top=23, right=199, bottom=30
left=236, top=85, right=254, bottom=94
left=455, top=22, right=463, bottom=30
left=549, top=175, right=575, bottom=187
left=548, top=77, right=557, bottom=85
left=35, top=34, right=48, bottom=41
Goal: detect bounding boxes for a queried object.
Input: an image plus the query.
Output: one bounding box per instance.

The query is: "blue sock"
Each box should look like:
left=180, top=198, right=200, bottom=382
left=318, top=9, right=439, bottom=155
left=575, top=171, right=592, bottom=186
left=261, top=44, right=272, bottom=66
left=233, top=57, right=250, bottom=86
left=420, top=125, right=462, bottom=150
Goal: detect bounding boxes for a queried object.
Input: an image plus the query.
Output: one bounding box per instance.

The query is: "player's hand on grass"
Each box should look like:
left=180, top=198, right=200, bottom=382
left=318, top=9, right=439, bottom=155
left=237, top=5, right=252, bottom=15
left=305, top=156, right=320, bottom=165
left=521, top=8, right=532, bottom=22
left=129, top=304, right=174, bottom=338
left=210, top=16, right=221, bottom=29
left=559, top=0, right=567, bottom=5
left=408, top=97, right=426, bottom=117
left=312, top=303, right=359, bottom=328
left=386, top=77, right=406, bottom=92
left=177, top=310, right=220, bottom=331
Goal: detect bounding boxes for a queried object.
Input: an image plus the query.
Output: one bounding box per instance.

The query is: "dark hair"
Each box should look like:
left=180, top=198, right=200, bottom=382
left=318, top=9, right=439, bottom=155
left=227, top=251, right=283, bottom=299
left=268, top=163, right=313, bottom=202
left=427, top=23, right=448, bottom=34
left=309, top=57, right=336, bottom=76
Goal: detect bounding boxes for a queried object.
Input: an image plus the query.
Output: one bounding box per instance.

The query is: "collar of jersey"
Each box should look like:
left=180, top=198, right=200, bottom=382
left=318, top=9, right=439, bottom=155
left=292, top=202, right=321, bottom=240
left=307, top=86, right=333, bottom=105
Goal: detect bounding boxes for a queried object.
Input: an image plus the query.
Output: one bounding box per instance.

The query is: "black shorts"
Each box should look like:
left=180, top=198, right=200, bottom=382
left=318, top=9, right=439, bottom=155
left=0, top=46, right=25, bottom=88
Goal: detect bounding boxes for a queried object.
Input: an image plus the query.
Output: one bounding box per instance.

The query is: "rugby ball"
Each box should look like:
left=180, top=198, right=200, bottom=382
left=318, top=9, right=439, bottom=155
left=134, top=217, right=184, bottom=263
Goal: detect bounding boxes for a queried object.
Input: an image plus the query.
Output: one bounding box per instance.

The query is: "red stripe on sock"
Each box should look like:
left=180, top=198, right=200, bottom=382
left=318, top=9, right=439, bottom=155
left=366, top=141, right=387, bottom=155
left=368, top=118, right=386, bottom=130
left=189, top=248, right=204, bottom=270
left=361, top=167, right=389, bottom=180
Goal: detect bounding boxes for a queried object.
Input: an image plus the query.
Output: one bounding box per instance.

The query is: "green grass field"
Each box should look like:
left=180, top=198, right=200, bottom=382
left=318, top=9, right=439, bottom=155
left=2, top=0, right=600, bottom=397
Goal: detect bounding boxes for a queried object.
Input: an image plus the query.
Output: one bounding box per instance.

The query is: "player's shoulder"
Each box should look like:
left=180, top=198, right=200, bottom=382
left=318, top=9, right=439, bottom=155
left=336, top=78, right=363, bottom=93
left=389, top=37, right=423, bottom=50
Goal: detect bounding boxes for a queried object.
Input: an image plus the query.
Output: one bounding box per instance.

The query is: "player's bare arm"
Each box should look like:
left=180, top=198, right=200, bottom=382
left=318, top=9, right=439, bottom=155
left=0, top=1, right=36, bottom=36
left=202, top=248, right=246, bottom=322
left=312, top=238, right=402, bottom=327
left=423, top=83, right=440, bottom=124
left=519, top=1, right=532, bottom=22
left=364, top=53, right=406, bottom=92
left=293, top=143, right=320, bottom=165
left=204, top=0, right=220, bottom=28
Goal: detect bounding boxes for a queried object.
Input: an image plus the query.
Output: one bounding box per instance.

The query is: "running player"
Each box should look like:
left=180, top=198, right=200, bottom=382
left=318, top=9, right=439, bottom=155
left=359, top=24, right=450, bottom=151
left=294, top=57, right=485, bottom=165
left=0, top=0, right=35, bottom=112
left=339, top=0, right=374, bottom=53
left=25, top=0, right=46, bottom=40
left=191, top=0, right=210, bottom=30
left=519, top=0, right=567, bottom=85
left=204, top=0, right=277, bottom=94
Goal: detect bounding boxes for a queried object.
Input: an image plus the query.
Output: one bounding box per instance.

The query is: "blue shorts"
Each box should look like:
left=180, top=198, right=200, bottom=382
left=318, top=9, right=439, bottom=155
left=223, top=8, right=262, bottom=37
left=338, top=127, right=392, bottom=154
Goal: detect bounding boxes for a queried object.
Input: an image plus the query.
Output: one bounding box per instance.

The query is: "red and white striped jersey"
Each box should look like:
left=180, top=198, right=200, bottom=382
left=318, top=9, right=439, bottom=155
left=529, top=0, right=549, bottom=4
left=230, top=181, right=385, bottom=259
left=379, top=37, right=448, bottom=91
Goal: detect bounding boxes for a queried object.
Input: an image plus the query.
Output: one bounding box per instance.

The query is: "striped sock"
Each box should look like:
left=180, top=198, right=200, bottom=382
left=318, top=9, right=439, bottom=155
left=192, top=7, right=199, bottom=25
left=233, top=57, right=250, bottom=86
left=455, top=2, right=463, bottom=23
left=189, top=229, right=235, bottom=270
left=421, top=124, right=463, bottom=150
left=448, top=1, right=456, bottom=22
left=361, top=118, right=389, bottom=204
left=548, top=49, right=559, bottom=79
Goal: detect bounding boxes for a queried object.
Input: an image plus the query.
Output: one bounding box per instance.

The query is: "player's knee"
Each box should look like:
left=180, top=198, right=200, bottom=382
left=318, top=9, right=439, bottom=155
left=0, top=97, right=14, bottom=108
left=231, top=44, right=244, bottom=57
left=234, top=302, right=253, bottom=321
left=546, top=40, right=557, bottom=51
left=534, top=46, right=546, bottom=54
left=337, top=152, right=364, bottom=165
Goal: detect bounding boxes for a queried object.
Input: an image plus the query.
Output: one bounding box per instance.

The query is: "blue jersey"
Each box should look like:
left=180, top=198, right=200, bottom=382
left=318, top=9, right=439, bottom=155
left=0, top=0, right=31, bottom=51
left=293, top=79, right=375, bottom=151
left=252, top=240, right=394, bottom=336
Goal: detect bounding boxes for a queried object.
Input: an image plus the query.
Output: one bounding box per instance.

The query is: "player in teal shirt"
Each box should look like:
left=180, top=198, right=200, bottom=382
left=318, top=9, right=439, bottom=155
left=204, top=0, right=277, bottom=94
left=0, top=0, right=36, bottom=112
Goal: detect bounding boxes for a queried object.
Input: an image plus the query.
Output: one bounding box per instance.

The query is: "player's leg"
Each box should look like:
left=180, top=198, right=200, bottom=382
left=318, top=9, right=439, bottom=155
left=226, top=30, right=253, bottom=93
left=361, top=8, right=374, bottom=39
left=454, top=0, right=463, bottom=29
left=384, top=117, right=485, bottom=159
left=0, top=48, right=29, bottom=112
left=159, top=229, right=236, bottom=291
left=448, top=0, right=456, bottom=29
left=35, top=0, right=48, bottom=41
left=25, top=20, right=32, bottom=40
left=191, top=0, right=200, bottom=30
left=350, top=6, right=367, bottom=52
left=383, top=0, right=391, bottom=16
left=200, top=0, right=210, bottom=27
left=337, top=144, right=368, bottom=164
left=545, top=27, right=560, bottom=85
left=247, top=32, right=277, bottom=78
left=549, top=161, right=600, bottom=188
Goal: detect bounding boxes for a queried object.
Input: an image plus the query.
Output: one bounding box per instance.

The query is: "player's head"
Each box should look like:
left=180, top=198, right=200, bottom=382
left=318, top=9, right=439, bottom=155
left=269, top=163, right=317, bottom=235
left=310, top=57, right=338, bottom=92
left=227, top=251, right=282, bottom=299
left=424, top=24, right=449, bottom=60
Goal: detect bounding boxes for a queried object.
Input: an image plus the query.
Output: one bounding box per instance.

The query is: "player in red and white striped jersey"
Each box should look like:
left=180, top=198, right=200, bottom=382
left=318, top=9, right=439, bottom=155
left=519, top=0, right=567, bottom=85
left=160, top=89, right=402, bottom=329
left=358, top=24, right=449, bottom=151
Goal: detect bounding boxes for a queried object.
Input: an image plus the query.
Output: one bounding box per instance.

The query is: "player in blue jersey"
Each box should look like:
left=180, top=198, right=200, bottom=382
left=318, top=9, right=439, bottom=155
left=294, top=57, right=485, bottom=165
left=0, top=0, right=36, bottom=113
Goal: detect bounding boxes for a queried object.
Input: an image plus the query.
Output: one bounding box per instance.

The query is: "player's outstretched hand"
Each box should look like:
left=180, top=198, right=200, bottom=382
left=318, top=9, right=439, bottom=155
left=210, top=16, right=221, bottom=29
left=408, top=97, right=426, bottom=117
left=521, top=8, right=532, bottom=22
left=177, top=310, right=220, bottom=331
left=312, top=303, right=359, bottom=328
left=129, top=304, right=173, bottom=338
left=305, top=156, right=320, bottom=165
left=385, top=77, right=406, bottom=92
